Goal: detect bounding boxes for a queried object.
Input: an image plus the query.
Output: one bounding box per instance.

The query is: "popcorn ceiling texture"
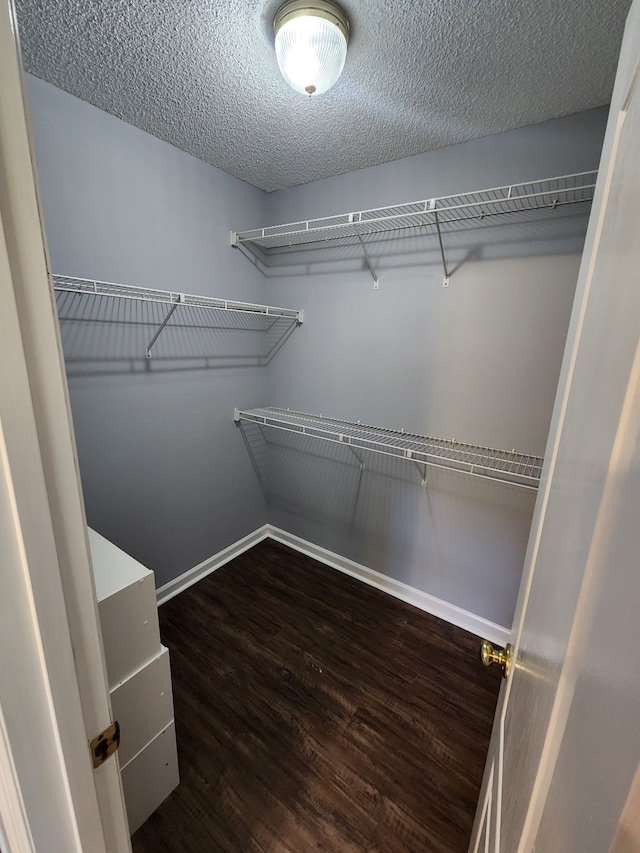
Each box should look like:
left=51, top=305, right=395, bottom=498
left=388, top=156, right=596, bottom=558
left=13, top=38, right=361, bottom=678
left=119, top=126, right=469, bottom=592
left=15, top=0, right=631, bottom=192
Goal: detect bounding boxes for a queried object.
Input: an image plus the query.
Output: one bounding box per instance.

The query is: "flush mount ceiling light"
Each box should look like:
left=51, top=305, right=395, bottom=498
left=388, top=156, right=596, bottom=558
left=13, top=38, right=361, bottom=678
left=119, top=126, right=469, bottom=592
left=274, top=0, right=349, bottom=97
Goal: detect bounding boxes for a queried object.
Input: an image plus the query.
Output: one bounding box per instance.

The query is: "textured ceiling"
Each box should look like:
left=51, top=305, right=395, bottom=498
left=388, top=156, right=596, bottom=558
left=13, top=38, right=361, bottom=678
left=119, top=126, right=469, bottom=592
left=15, top=0, right=632, bottom=192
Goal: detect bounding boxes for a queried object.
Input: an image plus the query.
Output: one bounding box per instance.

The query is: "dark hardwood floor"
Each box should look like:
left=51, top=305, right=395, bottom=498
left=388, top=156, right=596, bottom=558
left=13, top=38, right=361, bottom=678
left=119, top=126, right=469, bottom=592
left=132, top=540, right=501, bottom=853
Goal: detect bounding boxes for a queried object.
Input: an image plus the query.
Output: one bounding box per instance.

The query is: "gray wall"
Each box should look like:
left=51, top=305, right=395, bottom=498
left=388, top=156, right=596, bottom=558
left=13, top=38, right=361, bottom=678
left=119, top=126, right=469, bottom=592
left=268, top=109, right=607, bottom=220
left=261, top=109, right=608, bottom=627
left=26, top=75, right=272, bottom=587
left=28, top=74, right=607, bottom=629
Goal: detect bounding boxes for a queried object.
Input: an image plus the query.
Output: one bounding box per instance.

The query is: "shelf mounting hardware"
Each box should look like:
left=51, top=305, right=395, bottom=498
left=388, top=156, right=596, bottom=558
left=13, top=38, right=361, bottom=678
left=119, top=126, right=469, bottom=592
left=433, top=209, right=451, bottom=287
left=146, top=294, right=185, bottom=359
left=414, top=462, right=428, bottom=487
left=351, top=216, right=379, bottom=288
left=340, top=434, right=366, bottom=471
left=405, top=449, right=428, bottom=487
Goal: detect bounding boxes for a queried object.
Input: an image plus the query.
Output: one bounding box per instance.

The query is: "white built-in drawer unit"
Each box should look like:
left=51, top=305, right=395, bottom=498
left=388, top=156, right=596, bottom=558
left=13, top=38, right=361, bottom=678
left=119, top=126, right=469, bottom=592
left=88, top=528, right=179, bottom=834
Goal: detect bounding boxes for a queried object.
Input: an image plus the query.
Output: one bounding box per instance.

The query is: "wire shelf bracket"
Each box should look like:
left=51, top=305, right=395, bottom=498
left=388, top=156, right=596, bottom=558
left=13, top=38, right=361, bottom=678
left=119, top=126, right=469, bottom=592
left=53, top=275, right=304, bottom=359
left=410, top=455, right=429, bottom=487
left=433, top=210, right=451, bottom=287
left=231, top=171, right=598, bottom=287
left=340, top=435, right=366, bottom=471
left=352, top=220, right=379, bottom=289
left=145, top=294, right=184, bottom=358
left=234, top=407, right=544, bottom=490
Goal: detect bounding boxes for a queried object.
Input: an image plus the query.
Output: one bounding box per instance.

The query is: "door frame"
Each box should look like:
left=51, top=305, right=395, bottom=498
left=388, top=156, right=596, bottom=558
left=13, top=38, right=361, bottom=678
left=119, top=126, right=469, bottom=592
left=0, top=0, right=130, bottom=849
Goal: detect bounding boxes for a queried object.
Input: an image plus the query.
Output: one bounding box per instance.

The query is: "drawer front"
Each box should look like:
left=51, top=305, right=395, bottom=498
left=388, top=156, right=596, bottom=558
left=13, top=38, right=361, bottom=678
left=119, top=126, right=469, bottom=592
left=120, top=721, right=179, bottom=835
left=110, top=646, right=174, bottom=767
left=99, top=573, right=161, bottom=687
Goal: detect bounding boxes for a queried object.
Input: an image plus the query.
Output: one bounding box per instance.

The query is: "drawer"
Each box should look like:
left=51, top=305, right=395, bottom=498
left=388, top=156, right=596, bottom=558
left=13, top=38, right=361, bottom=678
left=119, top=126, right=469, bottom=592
left=120, top=721, right=179, bottom=835
left=89, top=528, right=162, bottom=687
left=98, top=573, right=161, bottom=687
left=110, top=646, right=174, bottom=767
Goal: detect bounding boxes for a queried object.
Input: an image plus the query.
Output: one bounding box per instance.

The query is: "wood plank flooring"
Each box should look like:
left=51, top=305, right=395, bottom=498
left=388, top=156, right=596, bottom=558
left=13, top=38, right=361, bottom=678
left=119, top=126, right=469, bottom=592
left=132, top=540, right=501, bottom=853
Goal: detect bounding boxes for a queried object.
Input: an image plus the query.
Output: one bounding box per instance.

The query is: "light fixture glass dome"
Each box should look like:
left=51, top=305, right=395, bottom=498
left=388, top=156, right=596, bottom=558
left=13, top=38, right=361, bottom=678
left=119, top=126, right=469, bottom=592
left=274, top=1, right=349, bottom=97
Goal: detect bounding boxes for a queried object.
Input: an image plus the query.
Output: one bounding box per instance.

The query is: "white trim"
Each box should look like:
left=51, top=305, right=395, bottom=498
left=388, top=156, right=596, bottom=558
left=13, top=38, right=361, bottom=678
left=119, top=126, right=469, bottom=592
left=471, top=760, right=494, bottom=853
left=0, top=702, right=34, bottom=853
left=158, top=523, right=510, bottom=645
left=156, top=525, right=270, bottom=605
left=267, top=526, right=510, bottom=645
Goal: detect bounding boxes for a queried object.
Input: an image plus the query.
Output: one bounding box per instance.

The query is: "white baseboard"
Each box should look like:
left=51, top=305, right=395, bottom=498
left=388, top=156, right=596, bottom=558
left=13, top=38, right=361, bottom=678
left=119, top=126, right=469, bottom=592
left=155, top=525, right=269, bottom=606
left=157, top=523, right=510, bottom=645
left=267, top=526, right=511, bottom=646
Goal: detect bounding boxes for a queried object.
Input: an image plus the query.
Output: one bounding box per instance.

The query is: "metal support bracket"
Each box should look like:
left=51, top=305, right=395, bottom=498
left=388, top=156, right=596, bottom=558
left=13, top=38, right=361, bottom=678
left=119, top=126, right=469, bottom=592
left=413, top=461, right=428, bottom=487
left=145, top=294, right=185, bottom=358
left=405, top=449, right=428, bottom=487
left=351, top=219, right=379, bottom=288
left=340, top=435, right=366, bottom=471
left=265, top=314, right=282, bottom=332
left=433, top=211, right=451, bottom=287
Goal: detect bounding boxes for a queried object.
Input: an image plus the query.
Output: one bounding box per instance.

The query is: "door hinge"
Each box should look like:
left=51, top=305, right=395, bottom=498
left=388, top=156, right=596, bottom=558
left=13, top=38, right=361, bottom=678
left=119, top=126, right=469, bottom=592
left=90, top=720, right=120, bottom=768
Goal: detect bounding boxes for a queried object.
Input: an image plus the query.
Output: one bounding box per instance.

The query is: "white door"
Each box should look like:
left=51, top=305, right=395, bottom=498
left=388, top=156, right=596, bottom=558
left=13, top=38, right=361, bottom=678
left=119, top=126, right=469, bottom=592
left=470, top=2, right=640, bottom=850
left=0, top=0, right=130, bottom=850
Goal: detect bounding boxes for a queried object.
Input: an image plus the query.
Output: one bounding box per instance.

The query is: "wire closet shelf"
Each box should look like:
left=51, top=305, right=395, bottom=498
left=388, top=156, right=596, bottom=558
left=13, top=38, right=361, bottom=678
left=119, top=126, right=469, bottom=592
left=231, top=171, right=597, bottom=252
left=52, top=275, right=304, bottom=358
left=234, top=407, right=544, bottom=489
left=53, top=275, right=304, bottom=321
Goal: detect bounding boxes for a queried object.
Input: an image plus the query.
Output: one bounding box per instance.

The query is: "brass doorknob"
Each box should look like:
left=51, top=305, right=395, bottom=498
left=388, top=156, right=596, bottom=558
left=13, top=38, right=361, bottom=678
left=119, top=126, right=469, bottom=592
left=480, top=640, right=512, bottom=678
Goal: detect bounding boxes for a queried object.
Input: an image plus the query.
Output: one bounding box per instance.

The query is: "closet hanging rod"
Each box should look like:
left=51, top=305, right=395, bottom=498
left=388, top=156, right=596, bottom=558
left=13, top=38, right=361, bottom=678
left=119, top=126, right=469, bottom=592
left=234, top=407, right=543, bottom=489
left=231, top=170, right=597, bottom=251
left=52, top=275, right=304, bottom=323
